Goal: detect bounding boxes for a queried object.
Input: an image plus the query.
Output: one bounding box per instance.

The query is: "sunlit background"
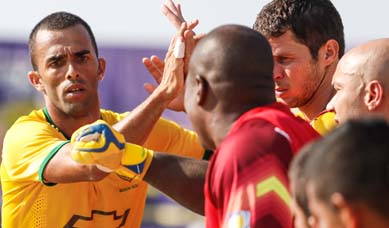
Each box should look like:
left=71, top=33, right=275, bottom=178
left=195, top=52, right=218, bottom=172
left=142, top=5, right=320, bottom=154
left=1, top=0, right=389, bottom=227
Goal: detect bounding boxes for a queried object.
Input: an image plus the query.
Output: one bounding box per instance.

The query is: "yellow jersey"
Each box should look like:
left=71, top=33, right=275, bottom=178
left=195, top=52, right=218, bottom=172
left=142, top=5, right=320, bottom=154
left=1, top=109, right=204, bottom=228
left=295, top=110, right=337, bottom=135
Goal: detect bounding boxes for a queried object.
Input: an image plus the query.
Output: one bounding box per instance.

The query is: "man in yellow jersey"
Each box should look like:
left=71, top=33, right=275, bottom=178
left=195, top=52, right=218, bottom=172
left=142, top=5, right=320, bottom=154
left=157, top=0, right=344, bottom=135
left=253, top=0, right=344, bottom=135
left=1, top=12, right=207, bottom=227
left=326, top=38, right=389, bottom=124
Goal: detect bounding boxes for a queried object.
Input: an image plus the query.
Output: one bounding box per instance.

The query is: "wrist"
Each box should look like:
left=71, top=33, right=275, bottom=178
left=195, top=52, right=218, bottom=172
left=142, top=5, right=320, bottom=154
left=115, top=143, right=154, bottom=181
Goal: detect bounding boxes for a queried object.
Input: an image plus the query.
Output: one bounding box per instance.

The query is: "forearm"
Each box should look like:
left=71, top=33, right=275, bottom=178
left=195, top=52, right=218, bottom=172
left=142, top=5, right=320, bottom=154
left=144, top=152, right=208, bottom=215
left=44, top=143, right=109, bottom=183
left=113, top=89, right=172, bottom=145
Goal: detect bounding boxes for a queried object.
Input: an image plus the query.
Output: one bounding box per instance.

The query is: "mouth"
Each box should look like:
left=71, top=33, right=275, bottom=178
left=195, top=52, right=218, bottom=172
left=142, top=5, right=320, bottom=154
left=65, top=83, right=86, bottom=96
left=274, top=87, right=288, bottom=97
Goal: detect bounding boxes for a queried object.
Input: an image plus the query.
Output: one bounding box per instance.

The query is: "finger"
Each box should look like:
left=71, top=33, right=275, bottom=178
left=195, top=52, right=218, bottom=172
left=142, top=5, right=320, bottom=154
left=161, top=5, right=183, bottom=30
left=166, top=0, right=179, bottom=14
left=150, top=55, right=165, bottom=74
left=165, top=35, right=179, bottom=60
left=187, top=19, right=199, bottom=30
left=179, top=22, right=187, bottom=37
left=173, top=36, right=185, bottom=59
left=183, top=31, right=195, bottom=75
left=143, top=57, right=163, bottom=83
left=143, top=57, right=156, bottom=74
left=143, top=83, right=156, bottom=95
left=176, top=3, right=185, bottom=21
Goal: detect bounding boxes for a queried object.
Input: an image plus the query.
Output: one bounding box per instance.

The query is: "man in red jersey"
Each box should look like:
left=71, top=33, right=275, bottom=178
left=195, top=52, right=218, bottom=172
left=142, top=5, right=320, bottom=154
left=184, top=24, right=319, bottom=227
left=71, top=23, right=319, bottom=227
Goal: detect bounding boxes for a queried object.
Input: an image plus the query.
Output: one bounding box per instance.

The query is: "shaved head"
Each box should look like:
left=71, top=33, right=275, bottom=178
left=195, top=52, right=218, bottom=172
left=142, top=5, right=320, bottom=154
left=184, top=24, right=275, bottom=149
left=328, top=38, right=389, bottom=123
left=339, top=38, right=389, bottom=83
left=188, top=24, right=275, bottom=106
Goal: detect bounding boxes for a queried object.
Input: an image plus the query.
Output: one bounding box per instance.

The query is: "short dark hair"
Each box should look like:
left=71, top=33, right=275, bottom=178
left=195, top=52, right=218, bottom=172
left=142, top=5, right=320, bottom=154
left=253, top=0, right=345, bottom=60
left=29, top=11, right=99, bottom=70
left=304, top=118, right=389, bottom=218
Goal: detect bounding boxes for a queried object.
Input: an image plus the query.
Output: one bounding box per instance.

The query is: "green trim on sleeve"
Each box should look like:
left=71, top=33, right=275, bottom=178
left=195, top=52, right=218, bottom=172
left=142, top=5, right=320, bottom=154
left=38, top=141, right=70, bottom=186
left=202, top=149, right=214, bottom=161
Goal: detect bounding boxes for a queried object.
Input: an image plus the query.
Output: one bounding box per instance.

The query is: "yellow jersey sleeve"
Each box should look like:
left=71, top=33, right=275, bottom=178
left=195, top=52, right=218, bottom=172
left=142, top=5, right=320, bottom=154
left=143, top=117, right=204, bottom=158
left=100, top=109, right=205, bottom=159
left=1, top=111, right=68, bottom=185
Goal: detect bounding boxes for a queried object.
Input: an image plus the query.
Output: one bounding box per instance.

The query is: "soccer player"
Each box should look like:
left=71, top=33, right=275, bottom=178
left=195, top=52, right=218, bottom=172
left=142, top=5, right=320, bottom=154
left=253, top=0, right=344, bottom=135
left=326, top=38, right=389, bottom=124
left=0, top=12, right=207, bottom=227
left=302, top=119, right=389, bottom=228
left=185, top=24, right=319, bottom=227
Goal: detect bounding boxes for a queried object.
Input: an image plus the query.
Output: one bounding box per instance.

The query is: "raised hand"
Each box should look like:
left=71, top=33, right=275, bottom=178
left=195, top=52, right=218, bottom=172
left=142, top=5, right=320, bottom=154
left=162, top=0, right=199, bottom=31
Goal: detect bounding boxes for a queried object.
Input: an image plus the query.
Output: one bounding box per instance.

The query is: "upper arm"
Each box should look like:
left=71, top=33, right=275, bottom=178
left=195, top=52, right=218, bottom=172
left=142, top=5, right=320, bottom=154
left=143, top=117, right=205, bottom=159
left=1, top=118, right=107, bottom=186
left=102, top=110, right=205, bottom=159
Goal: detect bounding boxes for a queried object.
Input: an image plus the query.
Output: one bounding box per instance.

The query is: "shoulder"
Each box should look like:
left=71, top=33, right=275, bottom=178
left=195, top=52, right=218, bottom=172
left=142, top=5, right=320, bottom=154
left=100, top=109, right=128, bottom=124
left=311, top=110, right=337, bottom=135
left=216, top=119, right=292, bottom=169
left=6, top=109, right=47, bottom=136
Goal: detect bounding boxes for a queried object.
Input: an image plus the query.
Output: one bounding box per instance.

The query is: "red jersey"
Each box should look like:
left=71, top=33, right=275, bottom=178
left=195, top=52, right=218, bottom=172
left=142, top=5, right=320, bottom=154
left=204, top=102, right=319, bottom=227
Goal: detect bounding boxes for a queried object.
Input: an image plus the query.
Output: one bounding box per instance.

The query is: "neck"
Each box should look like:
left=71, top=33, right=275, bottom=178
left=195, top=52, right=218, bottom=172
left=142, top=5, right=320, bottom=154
left=299, top=65, right=336, bottom=121
left=46, top=105, right=101, bottom=138
left=211, top=113, right=240, bottom=147
left=211, top=104, right=259, bottom=147
left=357, top=206, right=389, bottom=228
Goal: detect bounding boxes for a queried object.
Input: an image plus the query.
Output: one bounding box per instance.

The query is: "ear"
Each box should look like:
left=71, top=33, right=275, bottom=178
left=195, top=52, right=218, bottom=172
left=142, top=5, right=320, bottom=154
left=28, top=71, right=46, bottom=94
left=363, top=80, right=383, bottom=111
left=331, top=193, right=359, bottom=228
left=195, top=75, right=208, bottom=106
left=97, top=57, right=106, bottom=81
left=320, top=39, right=340, bottom=66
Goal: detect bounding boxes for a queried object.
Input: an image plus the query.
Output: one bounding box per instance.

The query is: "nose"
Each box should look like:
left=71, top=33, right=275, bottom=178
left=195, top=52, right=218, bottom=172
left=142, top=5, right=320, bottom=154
left=273, top=62, right=284, bottom=80
left=326, top=94, right=337, bottom=111
left=66, top=63, right=80, bottom=80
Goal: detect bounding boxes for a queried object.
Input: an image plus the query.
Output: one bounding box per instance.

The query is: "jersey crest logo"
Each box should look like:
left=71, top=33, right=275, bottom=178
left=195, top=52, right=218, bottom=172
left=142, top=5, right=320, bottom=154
left=227, top=210, right=250, bottom=228
left=64, top=209, right=130, bottom=227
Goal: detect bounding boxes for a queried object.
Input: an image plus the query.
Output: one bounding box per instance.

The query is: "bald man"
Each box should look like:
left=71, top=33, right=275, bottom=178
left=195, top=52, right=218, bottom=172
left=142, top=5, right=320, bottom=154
left=184, top=24, right=319, bottom=227
left=327, top=38, right=389, bottom=124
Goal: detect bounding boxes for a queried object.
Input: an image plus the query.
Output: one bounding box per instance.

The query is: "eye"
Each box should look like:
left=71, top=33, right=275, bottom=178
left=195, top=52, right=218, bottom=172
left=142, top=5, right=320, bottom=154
left=277, top=56, right=292, bottom=65
left=77, top=54, right=89, bottom=63
left=48, top=58, right=64, bottom=68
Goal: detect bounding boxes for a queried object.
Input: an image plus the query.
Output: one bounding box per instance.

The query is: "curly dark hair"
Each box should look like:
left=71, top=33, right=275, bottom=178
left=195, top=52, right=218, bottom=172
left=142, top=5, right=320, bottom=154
left=253, top=0, right=344, bottom=60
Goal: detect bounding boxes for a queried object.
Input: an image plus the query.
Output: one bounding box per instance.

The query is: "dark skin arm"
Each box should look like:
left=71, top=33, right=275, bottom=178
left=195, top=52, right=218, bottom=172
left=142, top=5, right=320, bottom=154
left=144, top=152, right=208, bottom=215
left=44, top=144, right=207, bottom=215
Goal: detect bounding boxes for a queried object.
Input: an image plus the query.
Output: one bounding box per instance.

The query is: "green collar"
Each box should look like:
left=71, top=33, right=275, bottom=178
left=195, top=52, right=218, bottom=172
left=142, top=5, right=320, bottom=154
left=43, top=107, right=71, bottom=140
left=43, top=107, right=104, bottom=140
